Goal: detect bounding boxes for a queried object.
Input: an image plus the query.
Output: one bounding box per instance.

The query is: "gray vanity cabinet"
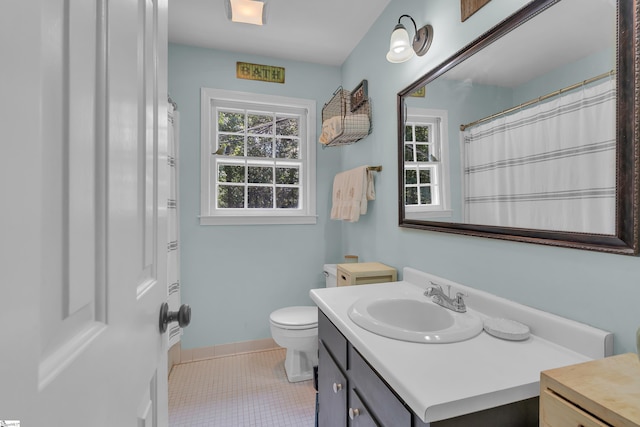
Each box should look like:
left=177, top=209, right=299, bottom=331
left=318, top=310, right=417, bottom=427
left=317, top=309, right=538, bottom=427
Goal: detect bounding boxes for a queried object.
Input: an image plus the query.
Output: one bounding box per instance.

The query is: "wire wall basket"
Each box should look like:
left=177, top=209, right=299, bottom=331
left=320, top=83, right=372, bottom=147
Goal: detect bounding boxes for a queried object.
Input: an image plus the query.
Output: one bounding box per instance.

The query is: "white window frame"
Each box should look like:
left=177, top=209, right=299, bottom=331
left=200, top=88, right=316, bottom=225
left=404, top=108, right=452, bottom=220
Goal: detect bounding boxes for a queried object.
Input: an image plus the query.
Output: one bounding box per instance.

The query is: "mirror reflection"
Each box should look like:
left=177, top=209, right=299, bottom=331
left=401, top=0, right=616, bottom=235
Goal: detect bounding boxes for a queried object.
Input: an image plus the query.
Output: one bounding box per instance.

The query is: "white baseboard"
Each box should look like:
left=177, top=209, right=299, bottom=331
left=177, top=338, right=280, bottom=364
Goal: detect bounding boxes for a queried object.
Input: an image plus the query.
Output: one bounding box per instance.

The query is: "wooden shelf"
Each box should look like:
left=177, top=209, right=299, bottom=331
left=336, top=262, right=396, bottom=287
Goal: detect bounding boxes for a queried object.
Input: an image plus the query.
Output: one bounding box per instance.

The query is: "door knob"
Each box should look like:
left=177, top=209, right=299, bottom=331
left=159, top=302, right=191, bottom=333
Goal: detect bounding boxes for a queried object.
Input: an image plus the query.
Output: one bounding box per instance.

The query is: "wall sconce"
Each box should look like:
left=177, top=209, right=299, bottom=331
left=225, top=0, right=267, bottom=26
left=386, top=15, right=433, bottom=63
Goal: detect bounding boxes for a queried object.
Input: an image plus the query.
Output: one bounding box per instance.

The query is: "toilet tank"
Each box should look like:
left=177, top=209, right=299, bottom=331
left=323, top=264, right=337, bottom=288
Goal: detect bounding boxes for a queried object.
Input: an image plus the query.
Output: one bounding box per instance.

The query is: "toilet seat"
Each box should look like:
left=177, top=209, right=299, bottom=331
left=269, top=306, right=317, bottom=330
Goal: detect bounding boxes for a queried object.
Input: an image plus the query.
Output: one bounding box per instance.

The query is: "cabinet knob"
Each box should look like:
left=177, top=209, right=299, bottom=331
left=332, top=382, right=343, bottom=393
left=348, top=408, right=360, bottom=420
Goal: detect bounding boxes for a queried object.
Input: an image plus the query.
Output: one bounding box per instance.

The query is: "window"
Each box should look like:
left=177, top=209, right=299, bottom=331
left=403, top=108, right=451, bottom=219
left=200, top=88, right=316, bottom=225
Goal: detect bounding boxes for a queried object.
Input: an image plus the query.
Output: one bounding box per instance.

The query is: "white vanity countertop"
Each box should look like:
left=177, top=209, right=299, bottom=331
left=310, top=268, right=612, bottom=423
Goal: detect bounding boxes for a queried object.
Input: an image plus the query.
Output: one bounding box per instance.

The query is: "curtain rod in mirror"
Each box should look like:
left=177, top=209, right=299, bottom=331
left=460, top=69, right=615, bottom=131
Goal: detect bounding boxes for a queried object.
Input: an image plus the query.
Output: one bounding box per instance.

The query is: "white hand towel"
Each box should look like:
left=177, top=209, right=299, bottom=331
left=319, top=115, right=370, bottom=145
left=331, top=166, right=376, bottom=222
left=361, top=169, right=375, bottom=215
left=319, top=116, right=342, bottom=145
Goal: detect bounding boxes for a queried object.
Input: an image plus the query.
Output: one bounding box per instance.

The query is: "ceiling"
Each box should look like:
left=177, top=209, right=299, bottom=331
left=168, top=0, right=392, bottom=66
left=443, top=0, right=616, bottom=87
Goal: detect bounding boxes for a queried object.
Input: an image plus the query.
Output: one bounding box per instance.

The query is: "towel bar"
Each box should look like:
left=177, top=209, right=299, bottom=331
left=367, top=166, right=382, bottom=172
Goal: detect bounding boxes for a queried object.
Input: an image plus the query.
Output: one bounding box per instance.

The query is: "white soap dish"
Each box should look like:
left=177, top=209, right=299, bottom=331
left=483, top=318, right=530, bottom=341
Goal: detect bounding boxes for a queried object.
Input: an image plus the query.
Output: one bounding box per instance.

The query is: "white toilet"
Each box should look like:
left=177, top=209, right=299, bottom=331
left=269, top=264, right=337, bottom=382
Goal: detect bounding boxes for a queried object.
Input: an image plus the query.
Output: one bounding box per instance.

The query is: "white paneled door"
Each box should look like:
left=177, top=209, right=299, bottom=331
left=2, top=0, right=169, bottom=425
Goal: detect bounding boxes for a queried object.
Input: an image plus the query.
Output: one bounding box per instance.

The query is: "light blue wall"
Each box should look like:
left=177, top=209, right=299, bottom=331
left=170, top=0, right=640, bottom=355
left=513, top=48, right=615, bottom=104
left=168, top=45, right=343, bottom=349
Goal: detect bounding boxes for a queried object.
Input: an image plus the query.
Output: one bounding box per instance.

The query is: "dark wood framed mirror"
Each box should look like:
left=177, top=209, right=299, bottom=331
left=397, top=0, right=639, bottom=255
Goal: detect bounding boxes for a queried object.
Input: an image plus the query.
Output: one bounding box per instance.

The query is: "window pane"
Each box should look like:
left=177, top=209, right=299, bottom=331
left=218, top=165, right=244, bottom=183
left=420, top=186, right=432, bottom=205
left=405, top=187, right=418, bottom=205
left=404, top=144, right=415, bottom=162
left=416, top=144, right=430, bottom=162
left=218, top=111, right=244, bottom=132
left=404, top=125, right=413, bottom=141
left=248, top=186, right=273, bottom=208
left=218, top=185, right=244, bottom=208
left=405, top=169, right=417, bottom=185
left=415, top=125, right=429, bottom=142
left=247, top=113, right=273, bottom=134
left=276, top=167, right=299, bottom=185
left=218, top=134, right=244, bottom=156
left=276, top=138, right=299, bottom=159
left=276, top=188, right=299, bottom=208
left=247, top=136, right=274, bottom=157
left=276, top=116, right=299, bottom=136
left=248, top=166, right=273, bottom=183
left=419, top=169, right=431, bottom=184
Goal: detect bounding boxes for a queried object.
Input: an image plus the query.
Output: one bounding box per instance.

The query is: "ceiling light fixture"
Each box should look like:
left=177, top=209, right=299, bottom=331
left=225, top=0, right=267, bottom=26
left=386, top=15, right=433, bottom=63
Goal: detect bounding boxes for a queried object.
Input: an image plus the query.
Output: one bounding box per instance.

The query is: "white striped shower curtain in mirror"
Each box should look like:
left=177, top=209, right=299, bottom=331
left=462, top=78, right=616, bottom=234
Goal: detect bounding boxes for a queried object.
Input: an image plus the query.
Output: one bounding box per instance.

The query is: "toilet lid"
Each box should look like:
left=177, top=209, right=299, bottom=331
left=270, top=306, right=318, bottom=329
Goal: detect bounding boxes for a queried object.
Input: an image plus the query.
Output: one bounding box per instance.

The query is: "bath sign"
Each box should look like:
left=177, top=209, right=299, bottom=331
left=236, top=62, right=285, bottom=84
left=409, top=86, right=426, bottom=98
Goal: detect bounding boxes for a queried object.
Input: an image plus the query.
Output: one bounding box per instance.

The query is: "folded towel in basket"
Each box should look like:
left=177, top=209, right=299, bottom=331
left=330, top=166, right=376, bottom=222
left=319, top=114, right=370, bottom=145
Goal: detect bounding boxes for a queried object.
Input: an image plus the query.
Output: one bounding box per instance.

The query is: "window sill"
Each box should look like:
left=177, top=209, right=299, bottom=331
left=199, top=215, right=318, bottom=226
left=405, top=209, right=453, bottom=220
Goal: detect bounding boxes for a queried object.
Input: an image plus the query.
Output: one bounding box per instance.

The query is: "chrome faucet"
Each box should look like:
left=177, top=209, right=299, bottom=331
left=424, top=282, right=467, bottom=313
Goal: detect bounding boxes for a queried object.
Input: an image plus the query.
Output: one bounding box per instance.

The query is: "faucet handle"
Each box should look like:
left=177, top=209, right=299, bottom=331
left=427, top=281, right=442, bottom=290
left=425, top=281, right=443, bottom=297
left=454, top=291, right=468, bottom=302
left=453, top=292, right=467, bottom=312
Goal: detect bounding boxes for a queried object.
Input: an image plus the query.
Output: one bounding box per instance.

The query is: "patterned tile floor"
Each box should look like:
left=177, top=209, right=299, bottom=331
left=168, top=348, right=316, bottom=426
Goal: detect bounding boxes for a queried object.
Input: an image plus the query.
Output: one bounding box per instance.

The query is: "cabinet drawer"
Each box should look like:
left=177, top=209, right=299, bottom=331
left=318, top=310, right=348, bottom=370
left=349, top=346, right=411, bottom=427
left=540, top=389, right=610, bottom=427
left=318, top=342, right=348, bottom=427
left=348, top=388, right=379, bottom=427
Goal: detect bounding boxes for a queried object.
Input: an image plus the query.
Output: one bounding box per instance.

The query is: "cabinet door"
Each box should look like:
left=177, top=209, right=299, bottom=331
left=318, top=342, right=348, bottom=427
left=349, top=346, right=411, bottom=426
left=319, top=310, right=348, bottom=369
left=349, top=388, right=379, bottom=427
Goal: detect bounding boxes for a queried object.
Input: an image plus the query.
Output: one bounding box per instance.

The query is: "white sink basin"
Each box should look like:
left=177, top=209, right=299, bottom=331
left=348, top=297, right=483, bottom=343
